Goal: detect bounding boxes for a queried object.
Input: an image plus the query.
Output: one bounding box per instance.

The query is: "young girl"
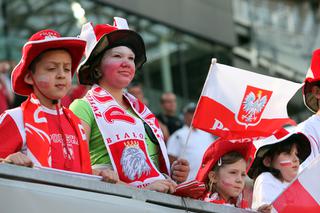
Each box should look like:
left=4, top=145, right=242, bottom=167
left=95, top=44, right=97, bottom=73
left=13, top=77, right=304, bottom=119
left=195, top=138, right=253, bottom=208
left=70, top=17, right=189, bottom=193
left=248, top=128, right=311, bottom=212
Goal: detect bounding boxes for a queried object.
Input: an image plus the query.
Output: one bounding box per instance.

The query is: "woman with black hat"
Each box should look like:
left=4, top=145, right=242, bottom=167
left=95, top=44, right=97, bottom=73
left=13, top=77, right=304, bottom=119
left=70, top=17, right=189, bottom=193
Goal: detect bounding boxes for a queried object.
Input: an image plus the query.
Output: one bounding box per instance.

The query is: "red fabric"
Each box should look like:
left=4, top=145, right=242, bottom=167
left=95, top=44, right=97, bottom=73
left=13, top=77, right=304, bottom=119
left=0, top=88, right=8, bottom=114
left=61, top=85, right=88, bottom=107
left=193, top=96, right=296, bottom=140
left=21, top=94, right=91, bottom=174
left=0, top=113, right=23, bottom=157
left=196, top=138, right=254, bottom=183
left=173, top=180, right=206, bottom=199
left=273, top=180, right=320, bottom=213
left=11, top=29, right=86, bottom=96
left=202, top=191, right=249, bottom=208
left=305, top=48, right=320, bottom=83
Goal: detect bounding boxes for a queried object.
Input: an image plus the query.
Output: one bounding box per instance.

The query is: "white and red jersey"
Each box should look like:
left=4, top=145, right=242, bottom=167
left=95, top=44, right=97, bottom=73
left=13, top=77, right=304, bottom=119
left=0, top=106, right=83, bottom=172
left=298, top=114, right=320, bottom=170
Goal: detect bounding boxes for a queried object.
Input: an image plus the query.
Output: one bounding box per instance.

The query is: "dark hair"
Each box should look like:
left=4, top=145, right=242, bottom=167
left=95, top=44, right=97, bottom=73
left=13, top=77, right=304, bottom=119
left=88, top=51, right=105, bottom=84
left=28, top=48, right=70, bottom=73
left=88, top=44, right=137, bottom=84
left=212, top=151, right=245, bottom=172
left=251, top=138, right=300, bottom=180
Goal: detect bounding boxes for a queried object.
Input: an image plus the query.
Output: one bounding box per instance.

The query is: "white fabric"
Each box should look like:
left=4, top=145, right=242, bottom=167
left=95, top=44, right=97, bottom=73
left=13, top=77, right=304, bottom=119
left=202, top=61, right=302, bottom=118
left=85, top=85, right=168, bottom=187
left=298, top=114, right=320, bottom=171
left=298, top=155, right=320, bottom=204
left=167, top=126, right=214, bottom=181
left=252, top=172, right=289, bottom=210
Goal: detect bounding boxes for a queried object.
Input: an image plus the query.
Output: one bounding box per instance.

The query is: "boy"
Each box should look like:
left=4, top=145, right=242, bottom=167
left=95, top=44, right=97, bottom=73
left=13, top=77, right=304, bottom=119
left=0, top=29, right=93, bottom=175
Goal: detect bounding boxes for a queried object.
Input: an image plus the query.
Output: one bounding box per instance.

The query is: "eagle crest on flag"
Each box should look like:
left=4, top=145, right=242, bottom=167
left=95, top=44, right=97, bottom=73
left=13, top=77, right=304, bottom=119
left=236, top=86, right=272, bottom=127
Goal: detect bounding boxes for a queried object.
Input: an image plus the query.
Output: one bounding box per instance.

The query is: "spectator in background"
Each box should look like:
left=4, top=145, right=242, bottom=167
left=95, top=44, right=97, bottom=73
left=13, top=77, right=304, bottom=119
left=157, top=92, right=183, bottom=135
left=0, top=61, right=14, bottom=114
left=127, top=82, right=148, bottom=105
left=127, top=82, right=170, bottom=141
left=167, top=102, right=215, bottom=181
left=61, top=84, right=89, bottom=107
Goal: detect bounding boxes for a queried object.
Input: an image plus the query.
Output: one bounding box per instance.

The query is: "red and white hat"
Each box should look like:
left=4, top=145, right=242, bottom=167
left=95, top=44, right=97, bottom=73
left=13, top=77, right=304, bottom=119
left=303, top=49, right=320, bottom=113
left=11, top=29, right=86, bottom=96
left=196, top=138, right=254, bottom=183
left=77, top=17, right=147, bottom=85
left=247, top=127, right=311, bottom=179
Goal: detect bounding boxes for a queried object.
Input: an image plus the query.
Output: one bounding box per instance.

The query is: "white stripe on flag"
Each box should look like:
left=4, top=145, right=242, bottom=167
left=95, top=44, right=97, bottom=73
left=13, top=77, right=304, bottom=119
left=204, top=62, right=302, bottom=118
left=298, top=155, right=320, bottom=204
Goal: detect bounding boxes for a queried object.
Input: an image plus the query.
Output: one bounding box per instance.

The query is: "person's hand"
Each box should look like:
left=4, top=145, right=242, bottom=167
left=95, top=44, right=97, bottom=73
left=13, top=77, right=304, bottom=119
left=171, top=159, right=190, bottom=183
left=5, top=152, right=33, bottom=167
left=93, top=168, right=119, bottom=184
left=144, top=179, right=177, bottom=194
left=257, top=204, right=272, bottom=213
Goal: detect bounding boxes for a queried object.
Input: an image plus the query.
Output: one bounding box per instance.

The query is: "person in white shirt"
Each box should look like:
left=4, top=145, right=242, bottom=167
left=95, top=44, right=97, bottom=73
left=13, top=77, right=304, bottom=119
left=298, top=49, right=320, bottom=170
left=248, top=128, right=311, bottom=213
left=167, top=102, right=215, bottom=181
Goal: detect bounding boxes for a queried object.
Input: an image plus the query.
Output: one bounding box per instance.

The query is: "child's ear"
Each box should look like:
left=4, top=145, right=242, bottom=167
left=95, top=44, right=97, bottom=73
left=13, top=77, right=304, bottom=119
left=263, top=157, right=271, bottom=167
left=311, top=85, right=320, bottom=99
left=208, top=171, right=218, bottom=183
left=24, top=72, right=34, bottom=85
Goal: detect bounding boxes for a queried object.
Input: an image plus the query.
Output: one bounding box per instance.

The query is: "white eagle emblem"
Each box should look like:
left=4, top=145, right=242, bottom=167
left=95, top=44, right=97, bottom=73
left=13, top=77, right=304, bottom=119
left=242, top=91, right=267, bottom=123
left=120, top=142, right=151, bottom=180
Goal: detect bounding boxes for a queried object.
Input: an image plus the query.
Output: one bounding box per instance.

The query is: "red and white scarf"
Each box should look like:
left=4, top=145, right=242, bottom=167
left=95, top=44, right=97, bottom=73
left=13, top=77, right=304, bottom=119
left=203, top=191, right=248, bottom=208
left=22, top=94, right=92, bottom=174
left=85, top=85, right=170, bottom=187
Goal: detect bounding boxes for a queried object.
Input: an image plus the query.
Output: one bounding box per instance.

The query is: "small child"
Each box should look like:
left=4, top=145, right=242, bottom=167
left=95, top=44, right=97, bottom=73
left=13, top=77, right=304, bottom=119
left=248, top=128, right=311, bottom=212
left=195, top=139, right=253, bottom=208
left=0, top=29, right=92, bottom=174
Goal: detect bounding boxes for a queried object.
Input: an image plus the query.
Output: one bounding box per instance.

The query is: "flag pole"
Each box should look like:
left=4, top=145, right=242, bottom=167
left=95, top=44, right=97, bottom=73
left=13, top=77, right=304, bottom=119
left=179, top=58, right=217, bottom=159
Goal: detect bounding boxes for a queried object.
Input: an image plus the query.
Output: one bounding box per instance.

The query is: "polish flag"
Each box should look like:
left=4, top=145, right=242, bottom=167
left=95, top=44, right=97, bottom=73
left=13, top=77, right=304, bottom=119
left=192, top=59, right=301, bottom=141
left=272, top=155, right=320, bottom=212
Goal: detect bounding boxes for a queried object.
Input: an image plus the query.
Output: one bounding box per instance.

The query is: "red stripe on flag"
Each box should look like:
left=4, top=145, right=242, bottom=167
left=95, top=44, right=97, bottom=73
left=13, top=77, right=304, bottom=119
left=192, top=96, right=296, bottom=139
left=273, top=180, right=320, bottom=213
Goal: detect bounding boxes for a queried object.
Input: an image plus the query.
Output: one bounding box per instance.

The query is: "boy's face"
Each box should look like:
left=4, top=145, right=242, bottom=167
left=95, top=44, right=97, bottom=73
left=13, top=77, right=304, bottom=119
left=25, top=49, right=72, bottom=102
left=271, top=144, right=300, bottom=182
left=209, top=158, right=246, bottom=201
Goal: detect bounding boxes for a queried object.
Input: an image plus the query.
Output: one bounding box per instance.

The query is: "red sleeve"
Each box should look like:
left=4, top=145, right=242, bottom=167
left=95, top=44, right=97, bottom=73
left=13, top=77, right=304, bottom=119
left=0, top=112, right=23, bottom=158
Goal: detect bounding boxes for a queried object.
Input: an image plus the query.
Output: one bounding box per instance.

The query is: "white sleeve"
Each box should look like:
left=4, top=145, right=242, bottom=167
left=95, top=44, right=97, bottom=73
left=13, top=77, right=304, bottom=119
left=251, top=173, right=281, bottom=210
left=166, top=131, right=183, bottom=157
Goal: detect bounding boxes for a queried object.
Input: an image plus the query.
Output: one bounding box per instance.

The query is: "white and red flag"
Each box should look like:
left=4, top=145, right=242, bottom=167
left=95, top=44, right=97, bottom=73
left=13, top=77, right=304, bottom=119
left=272, top=155, right=320, bottom=212
left=192, top=59, right=302, bottom=140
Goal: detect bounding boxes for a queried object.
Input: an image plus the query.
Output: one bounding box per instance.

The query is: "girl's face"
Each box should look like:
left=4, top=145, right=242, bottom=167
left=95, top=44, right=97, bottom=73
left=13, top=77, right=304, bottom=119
left=271, top=144, right=300, bottom=182
left=99, top=46, right=136, bottom=90
left=209, top=159, right=246, bottom=201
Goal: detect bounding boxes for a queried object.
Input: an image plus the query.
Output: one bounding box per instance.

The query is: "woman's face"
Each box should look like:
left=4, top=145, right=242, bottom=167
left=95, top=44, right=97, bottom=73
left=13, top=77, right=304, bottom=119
left=209, top=158, right=246, bottom=201
left=99, top=46, right=136, bottom=90
left=271, top=144, right=300, bottom=182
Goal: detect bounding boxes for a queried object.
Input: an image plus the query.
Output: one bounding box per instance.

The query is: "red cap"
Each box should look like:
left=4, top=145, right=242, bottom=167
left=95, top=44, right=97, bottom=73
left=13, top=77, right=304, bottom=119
left=196, top=138, right=254, bottom=183
left=78, top=17, right=147, bottom=85
left=303, top=49, right=320, bottom=112
left=11, top=29, right=86, bottom=96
